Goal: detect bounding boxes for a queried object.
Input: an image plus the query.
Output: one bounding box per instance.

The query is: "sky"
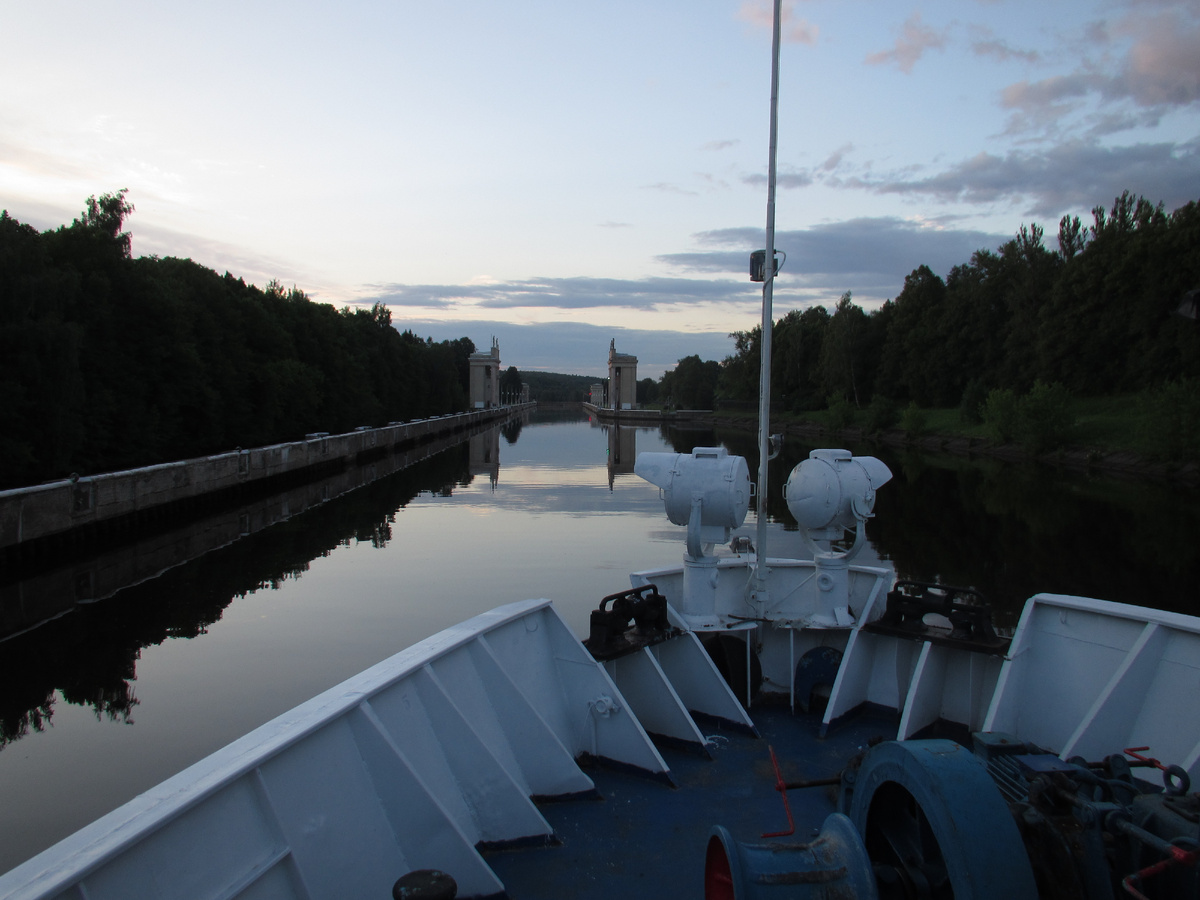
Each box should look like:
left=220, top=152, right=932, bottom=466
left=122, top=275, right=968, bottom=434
left=3, top=0, right=1198, bottom=378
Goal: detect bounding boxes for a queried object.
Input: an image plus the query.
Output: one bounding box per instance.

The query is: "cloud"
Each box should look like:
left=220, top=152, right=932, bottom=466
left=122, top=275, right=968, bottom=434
left=742, top=170, right=814, bottom=189
left=660, top=217, right=1008, bottom=287
left=362, top=276, right=751, bottom=313
left=861, top=140, right=1200, bottom=217
left=130, top=223, right=325, bottom=290
left=1112, top=12, right=1200, bottom=107
left=1000, top=7, right=1200, bottom=136
left=643, top=182, right=700, bottom=196
left=820, top=143, right=854, bottom=172
left=475, top=277, right=748, bottom=309
left=386, top=319, right=739, bottom=378
left=0, top=135, right=100, bottom=184
left=333, top=213, right=1043, bottom=378
left=971, top=36, right=1040, bottom=64
left=999, top=74, right=1097, bottom=136
left=865, top=13, right=948, bottom=73
left=702, top=140, right=739, bottom=152
left=361, top=284, right=472, bottom=309
left=367, top=215, right=1010, bottom=327
left=384, top=217, right=1019, bottom=377
left=736, top=0, right=819, bottom=45
left=0, top=194, right=79, bottom=232
left=695, top=172, right=733, bottom=191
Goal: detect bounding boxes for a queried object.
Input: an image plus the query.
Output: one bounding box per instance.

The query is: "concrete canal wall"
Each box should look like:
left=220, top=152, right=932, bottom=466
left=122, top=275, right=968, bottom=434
left=1, top=414, right=516, bottom=641
left=583, top=402, right=716, bottom=425
left=0, top=404, right=535, bottom=559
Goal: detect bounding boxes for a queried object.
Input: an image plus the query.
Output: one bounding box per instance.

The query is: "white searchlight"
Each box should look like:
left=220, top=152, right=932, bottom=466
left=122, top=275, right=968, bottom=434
left=635, top=447, right=751, bottom=626
left=784, top=449, right=892, bottom=548
left=635, top=447, right=751, bottom=559
left=784, top=449, right=892, bottom=601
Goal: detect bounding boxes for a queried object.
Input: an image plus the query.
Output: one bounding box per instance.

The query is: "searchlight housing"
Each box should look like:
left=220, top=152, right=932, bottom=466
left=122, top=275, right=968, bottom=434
left=635, top=447, right=751, bottom=559
left=784, top=449, right=892, bottom=552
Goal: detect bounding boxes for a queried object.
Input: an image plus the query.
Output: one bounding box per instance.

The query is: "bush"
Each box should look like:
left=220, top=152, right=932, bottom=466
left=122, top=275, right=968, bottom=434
left=982, top=388, right=1020, bottom=443
left=900, top=402, right=928, bottom=438
left=826, top=393, right=855, bottom=431
left=866, top=395, right=899, bottom=433
left=959, top=379, right=987, bottom=425
left=1018, top=381, right=1074, bottom=453
left=1150, top=378, right=1200, bottom=460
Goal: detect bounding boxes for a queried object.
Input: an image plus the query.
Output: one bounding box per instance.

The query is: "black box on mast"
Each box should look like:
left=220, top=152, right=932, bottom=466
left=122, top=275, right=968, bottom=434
left=749, top=250, right=780, bottom=282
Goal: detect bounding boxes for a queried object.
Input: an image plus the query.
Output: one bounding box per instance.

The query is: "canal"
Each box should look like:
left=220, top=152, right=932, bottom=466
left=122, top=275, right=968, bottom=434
left=1, top=407, right=1198, bottom=874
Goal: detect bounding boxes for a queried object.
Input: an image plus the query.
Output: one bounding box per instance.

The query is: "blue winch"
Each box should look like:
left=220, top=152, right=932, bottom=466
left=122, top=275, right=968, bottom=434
left=706, top=735, right=1200, bottom=899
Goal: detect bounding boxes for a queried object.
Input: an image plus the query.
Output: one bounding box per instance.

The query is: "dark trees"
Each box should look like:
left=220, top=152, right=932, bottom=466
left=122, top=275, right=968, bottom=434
left=661, top=355, right=721, bottom=409
left=715, top=191, right=1200, bottom=416
left=500, top=365, right=522, bottom=400
left=0, top=198, right=475, bottom=489
left=877, top=265, right=952, bottom=406
left=636, top=377, right=659, bottom=406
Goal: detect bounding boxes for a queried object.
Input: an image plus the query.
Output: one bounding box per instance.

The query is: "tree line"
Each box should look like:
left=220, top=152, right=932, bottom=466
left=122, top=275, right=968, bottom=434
left=655, top=192, right=1200, bottom=423
left=521, top=371, right=595, bottom=402
left=0, top=193, right=477, bottom=490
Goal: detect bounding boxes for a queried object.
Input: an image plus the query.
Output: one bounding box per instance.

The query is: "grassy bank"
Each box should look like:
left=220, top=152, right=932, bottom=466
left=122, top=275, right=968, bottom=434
left=690, top=391, right=1200, bottom=483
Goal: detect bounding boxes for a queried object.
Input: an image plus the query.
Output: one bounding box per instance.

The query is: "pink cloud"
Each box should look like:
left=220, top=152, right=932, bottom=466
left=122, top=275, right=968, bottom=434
left=736, top=0, right=819, bottom=45
left=865, top=13, right=948, bottom=73
left=1114, top=13, right=1200, bottom=106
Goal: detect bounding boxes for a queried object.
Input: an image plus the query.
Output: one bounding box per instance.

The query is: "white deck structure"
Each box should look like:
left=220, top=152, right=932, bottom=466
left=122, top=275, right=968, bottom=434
left=825, top=592, right=1200, bottom=781
left=0, top=600, right=746, bottom=900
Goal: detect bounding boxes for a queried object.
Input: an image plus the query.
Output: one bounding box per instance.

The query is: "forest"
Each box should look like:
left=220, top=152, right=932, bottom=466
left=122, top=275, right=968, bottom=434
left=0, top=193, right=477, bottom=490
left=652, top=192, right=1200, bottom=437
left=520, top=371, right=596, bottom=403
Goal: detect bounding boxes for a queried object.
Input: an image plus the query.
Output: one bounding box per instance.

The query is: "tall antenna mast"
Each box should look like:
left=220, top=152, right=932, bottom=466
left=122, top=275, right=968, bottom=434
left=752, top=0, right=783, bottom=602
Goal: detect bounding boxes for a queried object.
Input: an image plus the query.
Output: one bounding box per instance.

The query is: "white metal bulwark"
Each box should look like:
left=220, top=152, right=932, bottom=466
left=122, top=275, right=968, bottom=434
left=823, top=590, right=1200, bottom=778
left=983, top=593, right=1200, bottom=778
left=0, top=600, right=668, bottom=900
left=602, top=631, right=756, bottom=750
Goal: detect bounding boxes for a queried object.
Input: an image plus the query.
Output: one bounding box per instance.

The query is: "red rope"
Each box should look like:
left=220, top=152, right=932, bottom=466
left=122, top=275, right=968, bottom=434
left=1122, top=845, right=1199, bottom=899
left=761, top=745, right=796, bottom=838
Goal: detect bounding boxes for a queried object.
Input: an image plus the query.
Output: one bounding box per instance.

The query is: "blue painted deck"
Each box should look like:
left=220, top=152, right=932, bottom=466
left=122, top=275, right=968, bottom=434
left=486, top=704, right=899, bottom=899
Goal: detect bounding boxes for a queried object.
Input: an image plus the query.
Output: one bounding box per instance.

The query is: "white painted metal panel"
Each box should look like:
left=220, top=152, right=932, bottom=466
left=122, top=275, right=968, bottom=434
left=604, top=649, right=708, bottom=747
left=64, top=776, right=291, bottom=900
left=651, top=632, right=755, bottom=731
left=0, top=600, right=668, bottom=900
left=822, top=630, right=923, bottom=733
left=255, top=716, right=485, bottom=900
left=895, top=645, right=1003, bottom=739
left=984, top=594, right=1200, bottom=777
left=453, top=638, right=596, bottom=796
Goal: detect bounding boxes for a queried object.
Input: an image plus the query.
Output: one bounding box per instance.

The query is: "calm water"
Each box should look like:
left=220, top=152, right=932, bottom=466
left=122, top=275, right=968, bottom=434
left=1, top=408, right=1198, bottom=874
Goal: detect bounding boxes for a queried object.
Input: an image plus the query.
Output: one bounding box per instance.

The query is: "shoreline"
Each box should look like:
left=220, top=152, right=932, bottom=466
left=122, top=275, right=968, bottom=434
left=666, top=411, right=1200, bottom=487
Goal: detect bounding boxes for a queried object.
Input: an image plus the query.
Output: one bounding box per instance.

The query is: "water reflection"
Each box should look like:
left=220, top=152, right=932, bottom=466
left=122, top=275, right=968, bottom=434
left=0, top=443, right=486, bottom=750
left=606, top=426, right=637, bottom=486
left=867, top=447, right=1200, bottom=625
left=1, top=418, right=520, bottom=642
left=500, top=417, right=525, bottom=444
left=469, top=428, right=501, bottom=487
left=702, top=428, right=1199, bottom=627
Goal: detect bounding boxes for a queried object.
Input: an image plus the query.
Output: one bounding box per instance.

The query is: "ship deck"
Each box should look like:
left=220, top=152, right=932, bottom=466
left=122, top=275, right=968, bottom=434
left=486, top=702, right=901, bottom=900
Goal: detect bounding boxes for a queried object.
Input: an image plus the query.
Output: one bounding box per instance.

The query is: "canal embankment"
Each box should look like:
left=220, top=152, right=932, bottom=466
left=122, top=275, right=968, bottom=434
left=581, top=402, right=715, bottom=425
left=0, top=404, right=535, bottom=563
left=0, top=413, right=516, bottom=642
left=663, top=409, right=1200, bottom=486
